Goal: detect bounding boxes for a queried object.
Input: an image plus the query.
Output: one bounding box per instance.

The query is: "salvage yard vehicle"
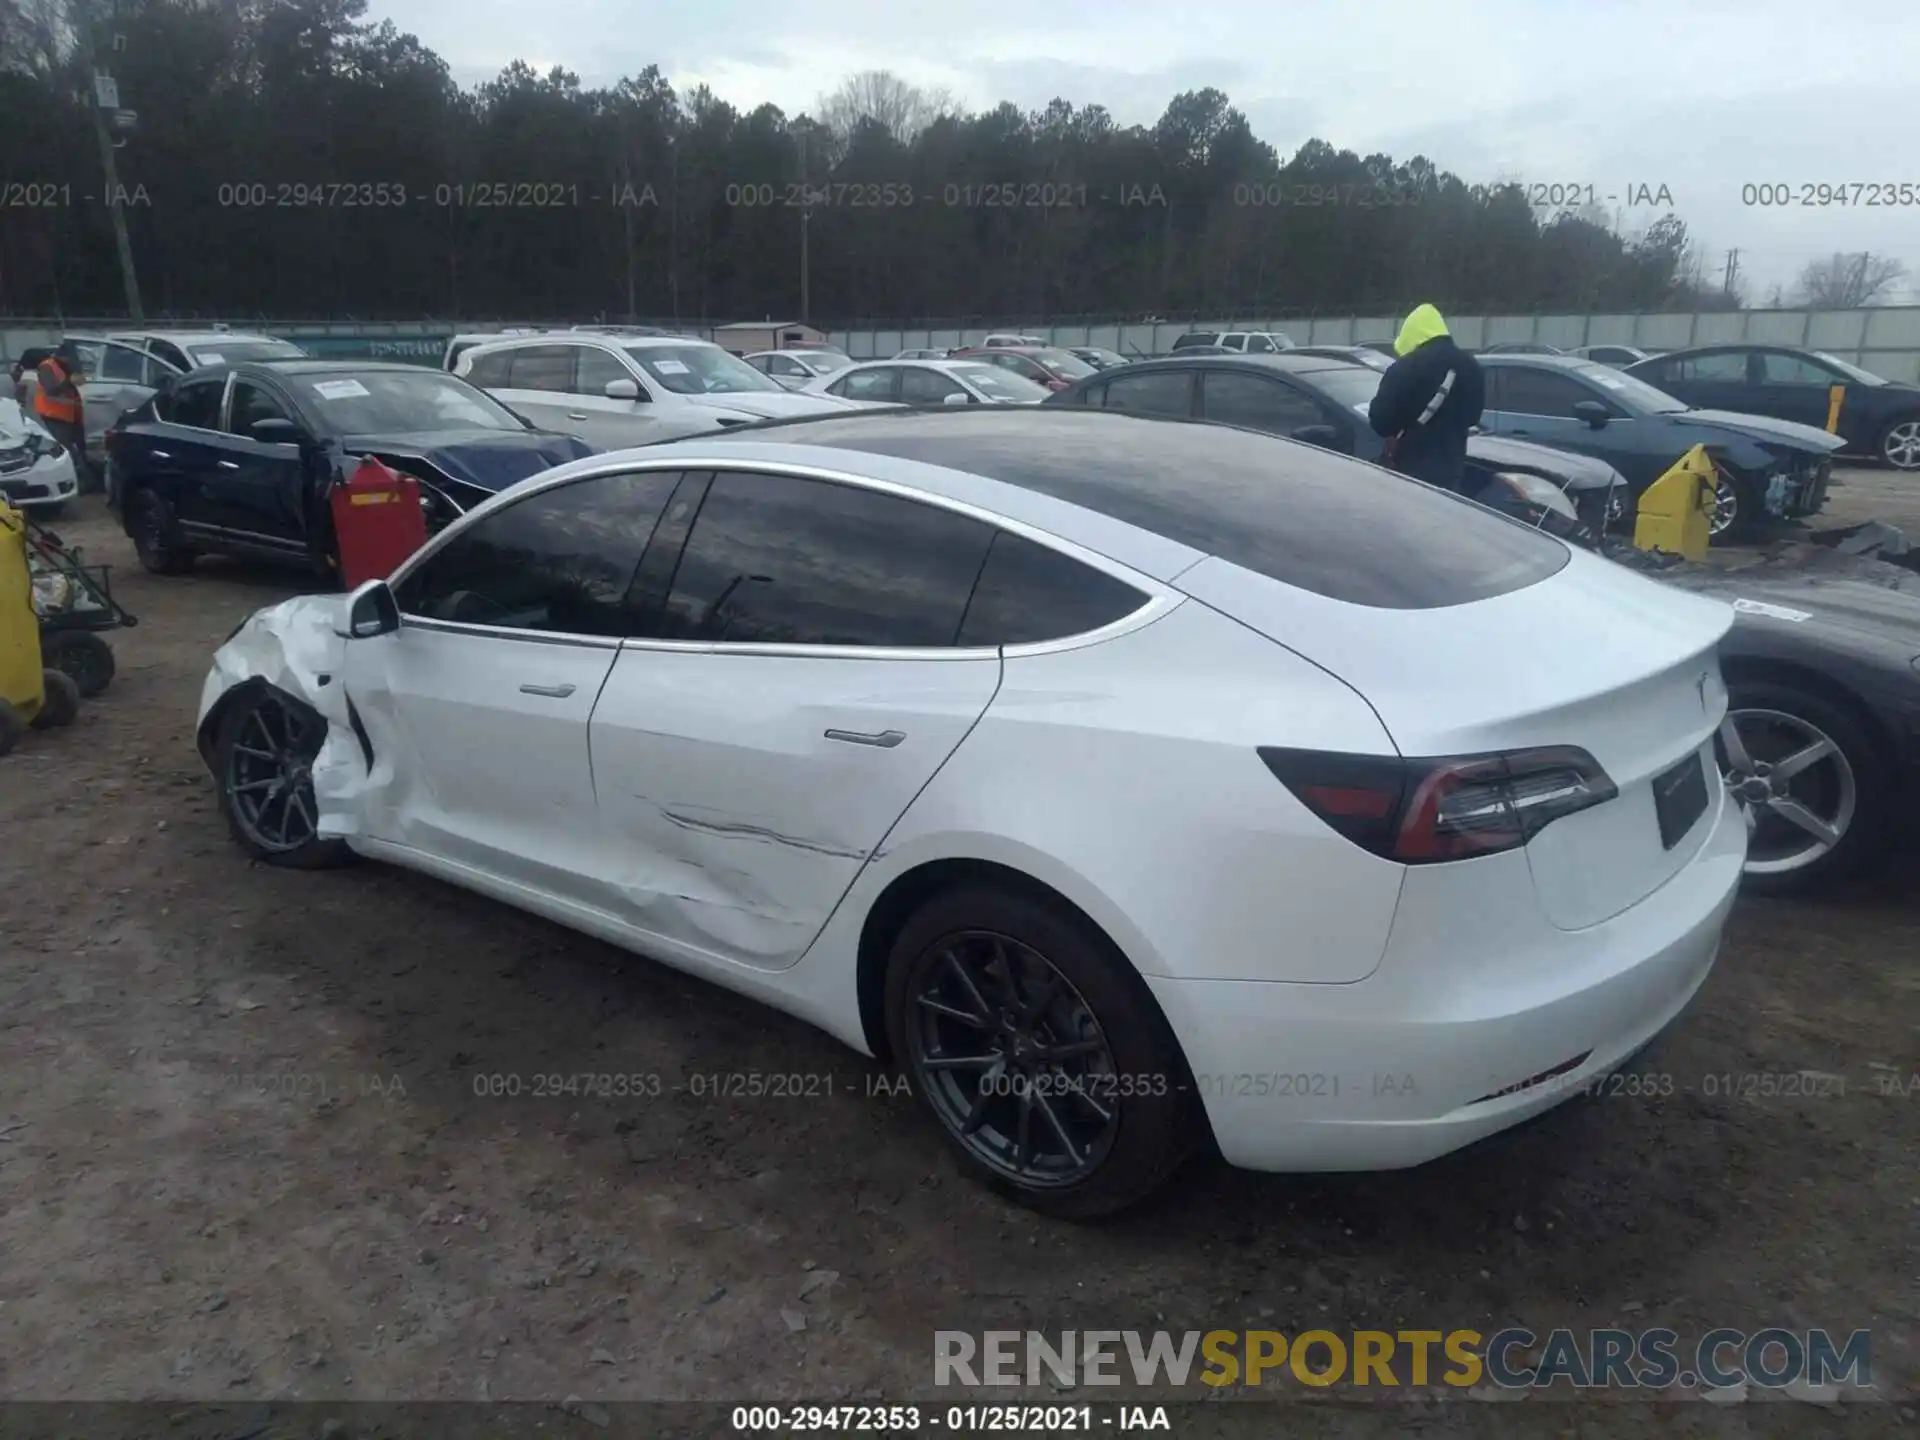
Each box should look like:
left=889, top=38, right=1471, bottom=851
left=107, top=361, right=592, bottom=576
left=0, top=396, right=80, bottom=515
left=1477, top=354, right=1843, bottom=538
left=1570, top=344, right=1651, bottom=367
left=1065, top=346, right=1133, bottom=371
left=744, top=349, right=852, bottom=390
left=1044, top=354, right=1629, bottom=531
left=1625, top=345, right=1920, bottom=472
left=1291, top=345, right=1393, bottom=372
left=455, top=333, right=862, bottom=450
left=198, top=407, right=1745, bottom=1216
left=947, top=346, right=1096, bottom=393
left=1170, top=330, right=1295, bottom=354
left=810, top=358, right=1052, bottom=406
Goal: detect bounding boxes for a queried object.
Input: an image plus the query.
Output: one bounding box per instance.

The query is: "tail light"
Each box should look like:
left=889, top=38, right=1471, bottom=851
left=1258, top=745, right=1617, bottom=863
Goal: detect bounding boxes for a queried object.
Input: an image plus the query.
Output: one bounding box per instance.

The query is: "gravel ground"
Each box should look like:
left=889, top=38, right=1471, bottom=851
left=1, top=482, right=1915, bottom=1430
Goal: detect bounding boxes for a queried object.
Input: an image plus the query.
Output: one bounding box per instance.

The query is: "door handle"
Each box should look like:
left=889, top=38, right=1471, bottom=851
left=216, top=460, right=240, bottom=470
left=151, top=449, right=171, bottom=460
left=519, top=682, right=577, bottom=698
left=566, top=412, right=589, bottom=421
left=824, top=728, right=906, bottom=748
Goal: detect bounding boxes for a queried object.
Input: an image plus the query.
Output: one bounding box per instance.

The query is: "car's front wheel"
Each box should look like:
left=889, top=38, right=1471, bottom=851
left=884, top=883, right=1199, bottom=1218
left=1716, top=678, right=1892, bottom=895
left=1879, top=416, right=1920, bottom=472
left=213, top=686, right=354, bottom=869
left=1709, top=465, right=1759, bottom=542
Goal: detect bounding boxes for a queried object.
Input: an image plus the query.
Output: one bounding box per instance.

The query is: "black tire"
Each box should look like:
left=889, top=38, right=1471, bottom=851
left=1878, top=414, right=1920, bottom=472
left=213, top=687, right=354, bottom=870
left=42, top=630, right=116, bottom=698
left=1717, top=677, right=1893, bottom=896
left=883, top=883, right=1199, bottom=1219
left=29, top=668, right=80, bottom=729
left=0, top=699, right=24, bottom=756
left=1709, top=465, right=1761, bottom=543
left=129, top=488, right=196, bottom=575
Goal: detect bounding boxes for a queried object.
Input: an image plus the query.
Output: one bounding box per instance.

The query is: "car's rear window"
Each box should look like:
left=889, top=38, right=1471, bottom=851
left=732, top=409, right=1570, bottom=610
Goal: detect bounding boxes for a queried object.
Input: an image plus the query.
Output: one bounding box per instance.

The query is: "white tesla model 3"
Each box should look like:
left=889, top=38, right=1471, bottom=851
left=198, top=408, right=1747, bottom=1216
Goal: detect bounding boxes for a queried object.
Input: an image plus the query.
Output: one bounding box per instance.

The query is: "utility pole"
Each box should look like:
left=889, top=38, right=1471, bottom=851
left=798, top=129, right=812, bottom=326
left=72, top=0, right=143, bottom=319
left=1721, top=248, right=1741, bottom=299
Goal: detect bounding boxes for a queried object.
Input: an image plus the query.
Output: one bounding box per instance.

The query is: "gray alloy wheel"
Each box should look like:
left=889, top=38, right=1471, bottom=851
left=1709, top=472, right=1742, bottom=537
left=1881, top=418, right=1920, bottom=471
left=1717, top=707, right=1856, bottom=876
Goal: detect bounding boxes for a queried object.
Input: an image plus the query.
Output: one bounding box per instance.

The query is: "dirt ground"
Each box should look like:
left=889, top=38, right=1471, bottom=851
left=1, top=478, right=1916, bottom=1429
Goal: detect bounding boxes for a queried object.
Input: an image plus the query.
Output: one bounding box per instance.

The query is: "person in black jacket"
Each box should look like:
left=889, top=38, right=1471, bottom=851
left=1366, top=304, right=1484, bottom=491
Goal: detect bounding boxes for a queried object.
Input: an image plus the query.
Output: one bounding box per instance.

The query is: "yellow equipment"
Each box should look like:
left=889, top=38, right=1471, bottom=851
left=0, top=500, right=81, bottom=755
left=1633, top=444, right=1716, bottom=561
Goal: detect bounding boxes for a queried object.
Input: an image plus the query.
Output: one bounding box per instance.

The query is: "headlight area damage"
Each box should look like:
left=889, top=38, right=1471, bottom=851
left=196, top=595, right=370, bottom=839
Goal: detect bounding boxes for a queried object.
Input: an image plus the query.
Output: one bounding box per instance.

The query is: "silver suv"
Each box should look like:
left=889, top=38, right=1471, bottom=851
left=454, top=334, right=862, bottom=449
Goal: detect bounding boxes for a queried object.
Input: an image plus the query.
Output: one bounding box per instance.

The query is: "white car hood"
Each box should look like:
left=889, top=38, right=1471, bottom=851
left=679, top=391, right=861, bottom=419
left=0, top=398, right=50, bottom=446
left=198, top=595, right=368, bottom=837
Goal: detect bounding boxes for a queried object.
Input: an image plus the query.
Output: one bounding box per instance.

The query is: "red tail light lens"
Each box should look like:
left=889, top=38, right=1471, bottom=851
left=1258, top=745, right=1617, bottom=864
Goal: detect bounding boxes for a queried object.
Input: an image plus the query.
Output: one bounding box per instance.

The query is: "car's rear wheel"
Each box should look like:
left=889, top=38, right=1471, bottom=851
left=1879, top=416, right=1920, bottom=472
left=1715, top=679, right=1891, bottom=894
left=884, top=884, right=1198, bottom=1218
left=42, top=630, right=116, bottom=698
left=129, top=489, right=196, bottom=575
left=214, top=687, right=353, bottom=869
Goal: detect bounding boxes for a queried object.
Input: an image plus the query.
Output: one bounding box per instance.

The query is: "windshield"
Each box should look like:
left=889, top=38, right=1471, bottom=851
left=1029, top=349, right=1096, bottom=380
left=292, top=370, right=526, bottom=433
left=1574, top=363, right=1689, bottom=412
left=951, top=364, right=1050, bottom=403
left=796, top=352, right=851, bottom=373
left=1813, top=352, right=1887, bottom=386
left=626, top=344, right=783, bottom=395
left=187, top=339, right=305, bottom=365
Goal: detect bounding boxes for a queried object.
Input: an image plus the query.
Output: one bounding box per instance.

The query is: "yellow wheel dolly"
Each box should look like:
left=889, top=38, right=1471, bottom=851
left=0, top=500, right=81, bottom=756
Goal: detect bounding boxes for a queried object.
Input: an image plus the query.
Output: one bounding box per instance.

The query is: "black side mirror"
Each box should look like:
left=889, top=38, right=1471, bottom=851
left=1572, top=400, right=1612, bottom=429
left=1291, top=424, right=1341, bottom=449
left=346, top=579, right=399, bottom=638
left=251, top=417, right=305, bottom=444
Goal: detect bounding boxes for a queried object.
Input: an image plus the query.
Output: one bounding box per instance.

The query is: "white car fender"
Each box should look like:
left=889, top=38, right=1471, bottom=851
left=197, top=594, right=370, bottom=837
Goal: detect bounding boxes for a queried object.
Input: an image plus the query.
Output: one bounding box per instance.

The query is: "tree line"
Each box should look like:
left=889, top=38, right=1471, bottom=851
left=1, top=0, right=1733, bottom=324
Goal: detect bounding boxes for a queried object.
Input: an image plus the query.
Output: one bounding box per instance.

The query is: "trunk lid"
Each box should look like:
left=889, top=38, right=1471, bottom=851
left=1179, top=548, right=1737, bottom=930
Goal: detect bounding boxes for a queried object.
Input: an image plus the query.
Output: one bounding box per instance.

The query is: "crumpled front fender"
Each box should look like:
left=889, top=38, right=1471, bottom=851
left=196, top=594, right=369, bottom=839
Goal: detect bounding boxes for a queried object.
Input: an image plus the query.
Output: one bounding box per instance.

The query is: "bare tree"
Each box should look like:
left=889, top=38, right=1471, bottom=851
left=811, top=69, right=958, bottom=158
left=0, top=0, right=72, bottom=77
left=1794, top=251, right=1909, bottom=309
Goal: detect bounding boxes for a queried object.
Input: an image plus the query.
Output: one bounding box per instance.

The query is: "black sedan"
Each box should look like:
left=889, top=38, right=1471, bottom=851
left=105, top=361, right=594, bottom=576
left=1477, top=354, right=1845, bottom=538
left=1043, top=353, right=1629, bottom=529
left=1653, top=553, right=1920, bottom=893
left=1625, top=344, right=1920, bottom=472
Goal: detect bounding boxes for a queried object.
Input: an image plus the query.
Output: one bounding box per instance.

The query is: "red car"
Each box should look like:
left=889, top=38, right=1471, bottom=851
left=948, top=345, right=1096, bottom=392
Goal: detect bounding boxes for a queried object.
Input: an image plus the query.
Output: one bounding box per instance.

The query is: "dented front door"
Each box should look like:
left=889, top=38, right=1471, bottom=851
left=587, top=648, right=1001, bottom=970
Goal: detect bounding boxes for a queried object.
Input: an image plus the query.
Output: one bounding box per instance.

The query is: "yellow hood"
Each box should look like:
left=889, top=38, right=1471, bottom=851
left=1394, top=304, right=1449, bottom=357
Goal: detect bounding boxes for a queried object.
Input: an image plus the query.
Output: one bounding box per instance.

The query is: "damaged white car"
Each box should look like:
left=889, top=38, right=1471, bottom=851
left=198, top=410, right=1743, bottom=1217
left=0, top=397, right=80, bottom=513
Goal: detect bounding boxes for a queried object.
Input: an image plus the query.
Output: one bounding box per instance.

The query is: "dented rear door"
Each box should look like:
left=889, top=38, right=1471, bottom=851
left=588, top=649, right=1000, bottom=970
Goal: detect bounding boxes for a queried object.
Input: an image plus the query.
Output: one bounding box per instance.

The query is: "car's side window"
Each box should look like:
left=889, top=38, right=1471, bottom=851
left=1102, top=370, right=1194, bottom=417
left=840, top=368, right=899, bottom=402
left=654, top=471, right=994, bottom=647
left=393, top=471, right=679, bottom=636
left=227, top=381, right=292, bottom=436
left=956, top=531, right=1148, bottom=647
left=150, top=341, right=191, bottom=371
left=505, top=346, right=573, bottom=392
left=1245, top=335, right=1278, bottom=354
left=1200, top=371, right=1327, bottom=435
left=899, top=368, right=963, bottom=403
left=1496, top=370, right=1596, bottom=418
left=463, top=349, right=512, bottom=388
left=1672, top=353, right=1746, bottom=383
left=1760, top=353, right=1836, bottom=386
left=97, top=343, right=147, bottom=382
left=573, top=346, right=631, bottom=396
left=163, top=377, right=227, bottom=430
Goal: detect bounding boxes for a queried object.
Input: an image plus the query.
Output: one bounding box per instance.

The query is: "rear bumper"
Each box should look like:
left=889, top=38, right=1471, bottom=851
left=1146, top=786, right=1745, bottom=1172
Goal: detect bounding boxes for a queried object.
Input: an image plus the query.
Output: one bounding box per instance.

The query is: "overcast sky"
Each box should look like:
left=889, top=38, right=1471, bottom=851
left=381, top=0, right=1920, bottom=302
